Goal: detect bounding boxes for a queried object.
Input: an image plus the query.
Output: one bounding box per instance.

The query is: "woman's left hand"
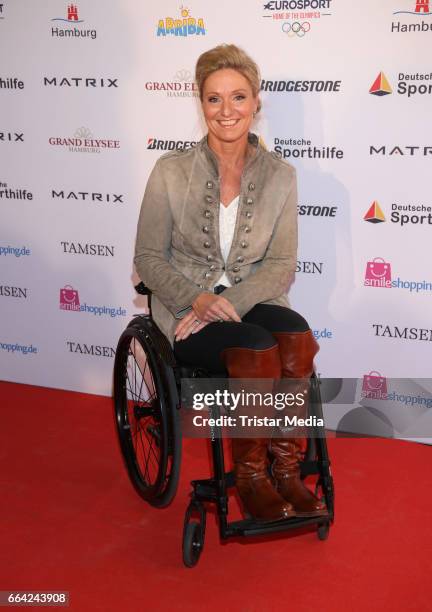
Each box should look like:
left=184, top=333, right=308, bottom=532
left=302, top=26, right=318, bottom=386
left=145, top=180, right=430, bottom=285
left=174, top=310, right=209, bottom=341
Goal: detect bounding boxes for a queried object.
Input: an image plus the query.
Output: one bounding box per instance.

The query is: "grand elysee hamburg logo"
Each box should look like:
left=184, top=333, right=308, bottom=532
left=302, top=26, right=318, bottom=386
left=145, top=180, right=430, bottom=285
left=49, top=127, right=120, bottom=153
left=156, top=6, right=206, bottom=37
left=51, top=4, right=97, bottom=39
left=392, top=0, right=432, bottom=33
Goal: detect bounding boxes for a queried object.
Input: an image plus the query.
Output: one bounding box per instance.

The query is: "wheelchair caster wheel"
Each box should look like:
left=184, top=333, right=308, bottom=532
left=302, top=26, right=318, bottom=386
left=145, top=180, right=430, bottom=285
left=182, top=501, right=206, bottom=568
left=317, top=521, right=330, bottom=541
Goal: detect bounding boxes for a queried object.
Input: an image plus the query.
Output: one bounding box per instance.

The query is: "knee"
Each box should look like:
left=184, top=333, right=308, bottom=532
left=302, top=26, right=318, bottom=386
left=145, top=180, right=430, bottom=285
left=235, top=325, right=277, bottom=351
left=280, top=310, right=310, bottom=333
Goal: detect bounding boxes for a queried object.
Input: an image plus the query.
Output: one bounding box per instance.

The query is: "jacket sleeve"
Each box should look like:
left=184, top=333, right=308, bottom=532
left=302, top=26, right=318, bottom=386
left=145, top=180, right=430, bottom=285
left=134, top=159, right=203, bottom=318
left=221, top=168, right=298, bottom=317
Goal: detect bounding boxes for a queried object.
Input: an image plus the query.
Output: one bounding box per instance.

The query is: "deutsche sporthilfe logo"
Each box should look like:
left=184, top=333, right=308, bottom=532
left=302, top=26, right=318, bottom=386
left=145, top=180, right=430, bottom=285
left=369, top=72, right=392, bottom=96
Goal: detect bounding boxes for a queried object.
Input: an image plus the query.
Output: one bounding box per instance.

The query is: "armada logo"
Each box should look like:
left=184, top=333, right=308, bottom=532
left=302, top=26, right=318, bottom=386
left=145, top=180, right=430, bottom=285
left=0, top=181, right=33, bottom=200
left=43, top=77, right=118, bottom=88
left=274, top=137, right=343, bottom=159
left=60, top=241, right=115, bottom=256
left=51, top=190, right=123, bottom=204
left=49, top=127, right=120, bottom=153
left=66, top=341, right=116, bottom=357
left=147, top=138, right=197, bottom=151
left=0, top=131, right=24, bottom=142
left=0, top=285, right=27, bottom=298
left=370, top=144, right=432, bottom=156
left=157, top=7, right=206, bottom=37
left=296, top=260, right=323, bottom=274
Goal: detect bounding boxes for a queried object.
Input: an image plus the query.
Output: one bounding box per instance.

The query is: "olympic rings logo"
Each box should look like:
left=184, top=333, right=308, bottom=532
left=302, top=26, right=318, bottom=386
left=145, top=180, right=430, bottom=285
left=282, top=21, right=311, bottom=37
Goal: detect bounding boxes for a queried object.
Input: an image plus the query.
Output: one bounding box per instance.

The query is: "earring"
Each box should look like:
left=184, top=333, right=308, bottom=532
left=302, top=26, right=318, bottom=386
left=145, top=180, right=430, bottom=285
left=253, top=110, right=257, bottom=118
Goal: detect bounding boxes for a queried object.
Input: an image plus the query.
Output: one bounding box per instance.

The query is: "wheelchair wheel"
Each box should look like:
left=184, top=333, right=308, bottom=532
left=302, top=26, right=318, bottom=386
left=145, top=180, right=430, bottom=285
left=182, top=501, right=206, bottom=568
left=113, top=316, right=181, bottom=507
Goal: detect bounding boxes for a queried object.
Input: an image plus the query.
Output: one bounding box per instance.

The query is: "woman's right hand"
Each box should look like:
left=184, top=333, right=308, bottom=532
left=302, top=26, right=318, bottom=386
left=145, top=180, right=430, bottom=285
left=192, top=293, right=241, bottom=323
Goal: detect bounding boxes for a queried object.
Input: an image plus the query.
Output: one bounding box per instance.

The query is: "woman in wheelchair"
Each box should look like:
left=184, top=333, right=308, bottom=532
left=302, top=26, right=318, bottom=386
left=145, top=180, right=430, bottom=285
left=134, top=44, right=326, bottom=523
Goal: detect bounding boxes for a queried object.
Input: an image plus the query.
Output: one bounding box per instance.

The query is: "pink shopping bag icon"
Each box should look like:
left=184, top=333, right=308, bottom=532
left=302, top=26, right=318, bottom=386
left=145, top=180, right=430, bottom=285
left=362, top=371, right=388, bottom=399
left=60, top=285, right=80, bottom=311
left=364, top=257, right=392, bottom=288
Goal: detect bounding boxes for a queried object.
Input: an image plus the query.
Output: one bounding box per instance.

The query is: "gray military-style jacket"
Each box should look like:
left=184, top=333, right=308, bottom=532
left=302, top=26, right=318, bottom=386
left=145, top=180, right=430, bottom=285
left=134, top=133, right=298, bottom=346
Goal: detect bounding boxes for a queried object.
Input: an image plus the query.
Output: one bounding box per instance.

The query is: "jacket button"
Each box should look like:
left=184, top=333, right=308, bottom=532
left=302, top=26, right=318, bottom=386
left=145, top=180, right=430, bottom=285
left=246, top=198, right=253, bottom=205
left=206, top=181, right=214, bottom=189
left=209, top=264, right=216, bottom=271
left=232, top=265, right=240, bottom=272
left=206, top=254, right=213, bottom=262
left=236, top=256, right=244, bottom=263
left=244, top=226, right=251, bottom=233
left=234, top=277, right=242, bottom=284
left=240, top=241, right=248, bottom=248
left=245, top=211, right=253, bottom=218
left=204, top=272, right=212, bottom=278
left=204, top=210, right=211, bottom=218
left=248, top=183, right=255, bottom=191
left=203, top=241, right=210, bottom=248
left=205, top=195, right=214, bottom=203
left=202, top=226, right=209, bottom=233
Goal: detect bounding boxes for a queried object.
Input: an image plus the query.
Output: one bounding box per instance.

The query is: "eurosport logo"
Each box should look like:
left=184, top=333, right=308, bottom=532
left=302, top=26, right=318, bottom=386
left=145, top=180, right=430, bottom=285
left=0, top=245, right=31, bottom=257
left=60, top=242, right=114, bottom=256
left=0, top=181, right=33, bottom=201
left=372, top=324, right=432, bottom=341
left=0, top=77, right=24, bottom=90
left=66, top=341, right=116, bottom=358
left=261, top=79, right=341, bottom=92
left=43, top=76, right=118, bottom=88
left=51, top=189, right=124, bottom=205
left=0, top=131, right=24, bottom=143
left=147, top=138, right=197, bottom=151
left=274, top=137, right=343, bottom=159
left=51, top=3, right=97, bottom=39
left=364, top=257, right=432, bottom=292
left=59, top=285, right=126, bottom=318
left=298, top=204, right=338, bottom=218
left=369, top=70, right=432, bottom=97
left=364, top=201, right=432, bottom=226
left=156, top=6, right=206, bottom=37
left=49, top=127, right=120, bottom=153
left=145, top=69, right=199, bottom=97
left=369, top=144, right=432, bottom=156
left=262, top=1, right=333, bottom=38
left=392, top=0, right=432, bottom=34
left=0, top=342, right=38, bottom=355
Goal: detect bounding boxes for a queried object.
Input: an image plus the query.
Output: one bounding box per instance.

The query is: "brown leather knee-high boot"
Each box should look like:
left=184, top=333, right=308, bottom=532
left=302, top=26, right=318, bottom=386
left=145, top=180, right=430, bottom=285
left=222, top=345, right=295, bottom=522
left=270, top=331, right=327, bottom=517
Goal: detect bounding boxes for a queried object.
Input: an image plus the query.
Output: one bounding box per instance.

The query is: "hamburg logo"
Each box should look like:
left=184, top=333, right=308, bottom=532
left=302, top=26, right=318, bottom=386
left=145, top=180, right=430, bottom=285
left=364, top=258, right=392, bottom=288
left=52, top=4, right=84, bottom=23
left=369, top=72, right=392, bottom=96
left=362, top=371, right=388, bottom=400
left=157, top=6, right=206, bottom=37
left=394, top=0, right=432, bottom=15
left=364, top=201, right=386, bottom=224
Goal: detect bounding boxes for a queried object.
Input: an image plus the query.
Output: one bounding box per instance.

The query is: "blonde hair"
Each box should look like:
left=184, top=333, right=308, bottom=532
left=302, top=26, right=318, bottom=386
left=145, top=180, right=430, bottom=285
left=195, top=44, right=262, bottom=113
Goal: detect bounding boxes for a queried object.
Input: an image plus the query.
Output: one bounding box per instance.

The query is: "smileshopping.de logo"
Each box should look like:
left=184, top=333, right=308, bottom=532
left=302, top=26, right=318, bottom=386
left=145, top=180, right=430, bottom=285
left=59, top=285, right=127, bottom=318
left=364, top=257, right=432, bottom=292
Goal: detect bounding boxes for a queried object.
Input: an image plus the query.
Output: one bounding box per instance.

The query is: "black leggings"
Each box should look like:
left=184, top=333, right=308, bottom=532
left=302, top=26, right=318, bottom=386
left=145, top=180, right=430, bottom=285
left=173, top=304, right=310, bottom=375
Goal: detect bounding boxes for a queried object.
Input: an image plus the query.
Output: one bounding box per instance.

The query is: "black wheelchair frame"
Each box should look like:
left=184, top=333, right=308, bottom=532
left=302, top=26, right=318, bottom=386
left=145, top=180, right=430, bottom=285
left=113, top=283, right=334, bottom=567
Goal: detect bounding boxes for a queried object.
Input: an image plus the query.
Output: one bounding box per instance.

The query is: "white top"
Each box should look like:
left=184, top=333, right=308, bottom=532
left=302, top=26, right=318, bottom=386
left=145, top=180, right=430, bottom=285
left=215, top=195, right=240, bottom=288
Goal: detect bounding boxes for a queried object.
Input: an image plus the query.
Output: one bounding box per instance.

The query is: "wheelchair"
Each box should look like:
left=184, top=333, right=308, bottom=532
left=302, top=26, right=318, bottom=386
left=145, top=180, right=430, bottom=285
left=113, top=282, right=335, bottom=567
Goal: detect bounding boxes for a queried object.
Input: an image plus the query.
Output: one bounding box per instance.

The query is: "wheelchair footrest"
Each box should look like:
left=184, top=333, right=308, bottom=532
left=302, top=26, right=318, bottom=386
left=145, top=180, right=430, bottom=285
left=225, top=514, right=330, bottom=538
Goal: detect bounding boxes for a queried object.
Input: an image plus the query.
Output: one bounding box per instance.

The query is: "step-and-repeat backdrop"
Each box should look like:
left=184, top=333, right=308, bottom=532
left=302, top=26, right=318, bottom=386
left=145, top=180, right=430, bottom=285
left=1, top=1, right=431, bottom=437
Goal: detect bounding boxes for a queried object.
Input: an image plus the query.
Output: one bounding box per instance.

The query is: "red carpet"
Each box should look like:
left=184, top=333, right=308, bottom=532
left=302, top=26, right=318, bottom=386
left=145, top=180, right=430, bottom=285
left=1, top=381, right=431, bottom=611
